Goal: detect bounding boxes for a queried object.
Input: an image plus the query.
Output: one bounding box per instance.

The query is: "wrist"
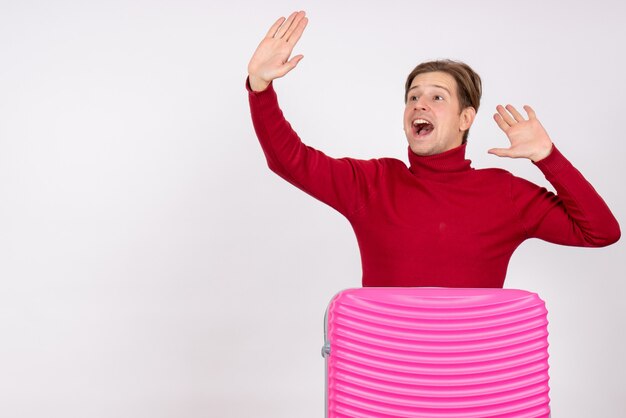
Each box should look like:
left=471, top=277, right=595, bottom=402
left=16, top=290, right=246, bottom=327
left=248, top=75, right=270, bottom=92
left=531, top=143, right=553, bottom=162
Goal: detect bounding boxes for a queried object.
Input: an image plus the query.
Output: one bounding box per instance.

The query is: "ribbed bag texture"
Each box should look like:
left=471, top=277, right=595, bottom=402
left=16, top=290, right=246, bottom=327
left=324, top=288, right=550, bottom=418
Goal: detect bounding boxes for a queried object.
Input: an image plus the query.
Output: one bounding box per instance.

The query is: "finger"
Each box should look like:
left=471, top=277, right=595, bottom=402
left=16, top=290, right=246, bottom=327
left=286, top=54, right=304, bottom=69
left=275, top=55, right=304, bottom=78
left=493, top=113, right=510, bottom=132
left=284, top=11, right=306, bottom=40
left=287, top=16, right=308, bottom=44
left=275, top=11, right=299, bottom=38
left=505, top=104, right=525, bottom=123
left=488, top=147, right=513, bottom=158
left=496, top=104, right=516, bottom=126
left=524, top=105, right=537, bottom=120
left=265, top=16, right=286, bottom=39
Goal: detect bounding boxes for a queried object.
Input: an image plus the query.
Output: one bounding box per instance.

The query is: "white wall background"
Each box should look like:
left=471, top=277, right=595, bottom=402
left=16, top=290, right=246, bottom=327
left=0, top=0, right=624, bottom=417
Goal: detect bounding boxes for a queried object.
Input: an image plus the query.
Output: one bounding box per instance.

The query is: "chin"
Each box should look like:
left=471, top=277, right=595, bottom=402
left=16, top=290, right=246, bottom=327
left=409, top=143, right=437, bottom=156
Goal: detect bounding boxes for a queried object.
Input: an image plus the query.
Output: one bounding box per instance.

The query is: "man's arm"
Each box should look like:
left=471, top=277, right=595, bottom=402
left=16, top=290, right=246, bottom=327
left=490, top=105, right=620, bottom=246
left=247, top=12, right=381, bottom=217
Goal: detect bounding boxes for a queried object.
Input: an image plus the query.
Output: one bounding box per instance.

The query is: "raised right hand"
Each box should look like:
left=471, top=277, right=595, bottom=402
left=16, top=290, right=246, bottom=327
left=489, top=104, right=553, bottom=162
left=247, top=11, right=309, bottom=92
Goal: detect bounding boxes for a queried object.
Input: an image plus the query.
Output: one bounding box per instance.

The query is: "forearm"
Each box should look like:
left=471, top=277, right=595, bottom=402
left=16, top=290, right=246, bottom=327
left=247, top=77, right=315, bottom=181
left=522, top=145, right=620, bottom=246
left=246, top=77, right=376, bottom=216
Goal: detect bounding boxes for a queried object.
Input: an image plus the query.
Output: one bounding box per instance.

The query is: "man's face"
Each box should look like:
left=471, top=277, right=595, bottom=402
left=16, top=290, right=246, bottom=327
left=403, top=71, right=475, bottom=156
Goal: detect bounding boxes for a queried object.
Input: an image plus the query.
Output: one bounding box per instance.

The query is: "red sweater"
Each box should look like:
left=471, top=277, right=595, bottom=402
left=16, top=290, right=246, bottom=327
left=247, top=80, right=621, bottom=288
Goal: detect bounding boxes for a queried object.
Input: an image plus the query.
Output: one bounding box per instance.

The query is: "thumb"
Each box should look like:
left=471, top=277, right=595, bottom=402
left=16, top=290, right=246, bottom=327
left=488, top=147, right=512, bottom=158
left=285, top=54, right=304, bottom=70
left=275, top=54, right=304, bottom=79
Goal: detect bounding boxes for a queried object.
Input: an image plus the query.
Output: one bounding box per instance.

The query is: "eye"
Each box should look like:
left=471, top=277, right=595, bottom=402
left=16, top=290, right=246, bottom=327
left=434, top=95, right=444, bottom=101
left=409, top=95, right=418, bottom=101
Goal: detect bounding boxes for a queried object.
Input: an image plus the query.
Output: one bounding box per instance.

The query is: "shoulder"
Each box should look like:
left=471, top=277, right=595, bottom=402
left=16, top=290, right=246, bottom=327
left=337, top=156, right=405, bottom=170
left=471, top=167, right=515, bottom=183
left=379, top=157, right=408, bottom=168
left=473, top=167, right=547, bottom=194
left=377, top=157, right=414, bottom=176
left=338, top=157, right=410, bottom=185
left=474, top=167, right=512, bottom=176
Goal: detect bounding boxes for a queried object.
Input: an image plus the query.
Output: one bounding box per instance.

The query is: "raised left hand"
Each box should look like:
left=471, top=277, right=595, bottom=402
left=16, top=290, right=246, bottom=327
left=488, top=104, right=553, bottom=162
left=247, top=11, right=309, bottom=92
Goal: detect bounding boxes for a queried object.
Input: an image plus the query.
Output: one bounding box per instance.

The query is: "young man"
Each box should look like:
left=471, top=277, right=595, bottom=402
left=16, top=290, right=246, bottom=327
left=246, top=11, right=620, bottom=288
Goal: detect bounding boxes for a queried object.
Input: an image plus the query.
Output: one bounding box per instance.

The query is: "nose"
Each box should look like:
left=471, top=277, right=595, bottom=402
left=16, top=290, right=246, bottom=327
left=412, top=96, right=429, bottom=111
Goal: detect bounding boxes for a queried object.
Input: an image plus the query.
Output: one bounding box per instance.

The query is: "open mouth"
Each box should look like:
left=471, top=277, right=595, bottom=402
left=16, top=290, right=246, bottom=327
left=412, top=118, right=434, bottom=137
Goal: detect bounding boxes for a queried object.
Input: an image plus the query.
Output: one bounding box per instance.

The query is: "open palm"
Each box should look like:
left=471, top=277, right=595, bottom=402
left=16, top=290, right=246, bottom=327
left=489, top=104, right=553, bottom=162
left=248, top=11, right=308, bottom=92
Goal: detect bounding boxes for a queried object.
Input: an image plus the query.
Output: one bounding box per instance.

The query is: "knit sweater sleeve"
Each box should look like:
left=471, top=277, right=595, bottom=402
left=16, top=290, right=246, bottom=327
left=247, top=78, right=380, bottom=217
left=510, top=145, right=620, bottom=247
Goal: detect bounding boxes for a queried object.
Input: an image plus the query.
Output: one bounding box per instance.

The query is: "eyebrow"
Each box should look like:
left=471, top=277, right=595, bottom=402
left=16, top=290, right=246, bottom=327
left=408, top=84, right=451, bottom=95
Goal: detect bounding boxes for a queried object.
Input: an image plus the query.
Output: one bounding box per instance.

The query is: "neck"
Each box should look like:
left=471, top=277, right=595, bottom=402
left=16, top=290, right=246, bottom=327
left=408, top=143, right=472, bottom=178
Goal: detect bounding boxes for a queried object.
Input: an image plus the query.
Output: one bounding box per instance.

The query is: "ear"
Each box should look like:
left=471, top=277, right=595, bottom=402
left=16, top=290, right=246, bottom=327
left=459, top=107, right=476, bottom=132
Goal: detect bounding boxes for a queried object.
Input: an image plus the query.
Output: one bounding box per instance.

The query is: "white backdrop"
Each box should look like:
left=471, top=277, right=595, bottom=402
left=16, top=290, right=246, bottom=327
left=1, top=1, right=625, bottom=417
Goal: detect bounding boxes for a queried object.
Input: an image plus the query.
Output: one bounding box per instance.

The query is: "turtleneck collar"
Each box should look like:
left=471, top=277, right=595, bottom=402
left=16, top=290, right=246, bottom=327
left=408, top=143, right=473, bottom=178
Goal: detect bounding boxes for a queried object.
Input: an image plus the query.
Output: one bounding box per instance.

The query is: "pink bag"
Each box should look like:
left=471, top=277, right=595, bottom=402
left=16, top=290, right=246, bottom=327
left=322, top=288, right=550, bottom=417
